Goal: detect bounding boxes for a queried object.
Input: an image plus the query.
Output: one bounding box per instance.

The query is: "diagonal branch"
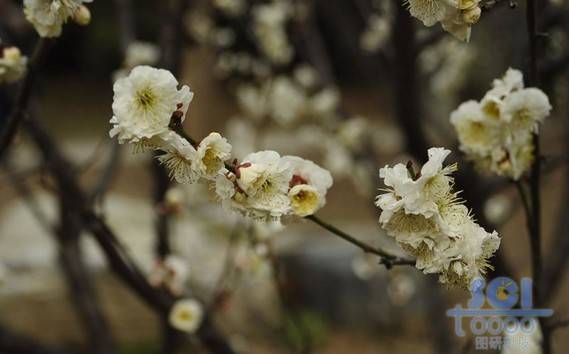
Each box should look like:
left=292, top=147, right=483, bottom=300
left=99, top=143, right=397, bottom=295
left=0, top=38, right=51, bottom=160
left=23, top=116, right=236, bottom=354
left=306, top=215, right=415, bottom=268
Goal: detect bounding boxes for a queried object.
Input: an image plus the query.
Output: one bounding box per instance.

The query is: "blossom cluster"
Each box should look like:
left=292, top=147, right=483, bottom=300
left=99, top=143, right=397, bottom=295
left=24, top=0, right=93, bottom=38
left=450, top=68, right=552, bottom=180
left=406, top=0, right=482, bottom=42
left=376, top=148, right=500, bottom=288
left=253, top=1, right=294, bottom=65
left=110, top=65, right=333, bottom=222
left=0, top=44, right=27, bottom=84
left=236, top=73, right=340, bottom=126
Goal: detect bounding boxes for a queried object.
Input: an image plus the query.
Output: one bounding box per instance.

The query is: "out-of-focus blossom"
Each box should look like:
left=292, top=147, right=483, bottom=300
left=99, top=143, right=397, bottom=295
left=213, top=0, right=246, bottom=17
left=253, top=2, right=294, bottom=65
left=148, top=255, right=190, bottom=295
left=24, top=0, right=93, bottom=38
left=0, top=46, right=27, bottom=84
left=169, top=298, right=204, bottom=333
left=450, top=68, right=552, bottom=180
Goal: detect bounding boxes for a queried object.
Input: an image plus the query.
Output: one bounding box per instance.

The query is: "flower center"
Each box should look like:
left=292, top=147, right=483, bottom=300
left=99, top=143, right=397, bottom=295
left=203, top=148, right=219, bottom=174
left=136, top=87, right=156, bottom=110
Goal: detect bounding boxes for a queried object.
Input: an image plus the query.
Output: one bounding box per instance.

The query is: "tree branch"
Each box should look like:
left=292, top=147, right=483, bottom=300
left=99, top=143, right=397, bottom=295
left=306, top=215, right=415, bottom=268
left=0, top=38, right=51, bottom=160
left=23, top=116, right=236, bottom=354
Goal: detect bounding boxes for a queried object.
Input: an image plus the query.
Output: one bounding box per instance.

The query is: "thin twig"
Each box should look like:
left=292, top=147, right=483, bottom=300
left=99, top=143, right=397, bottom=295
left=305, top=215, right=415, bottom=268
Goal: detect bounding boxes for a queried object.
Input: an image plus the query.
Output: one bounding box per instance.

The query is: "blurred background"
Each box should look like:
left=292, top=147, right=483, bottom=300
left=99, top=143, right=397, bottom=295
left=1, top=0, right=569, bottom=353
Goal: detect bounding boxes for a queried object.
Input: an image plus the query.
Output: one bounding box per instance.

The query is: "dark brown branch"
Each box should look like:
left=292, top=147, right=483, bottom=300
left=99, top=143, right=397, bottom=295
left=547, top=317, right=569, bottom=332
left=57, top=194, right=117, bottom=354
left=2, top=157, right=117, bottom=354
left=525, top=0, right=550, bottom=352
left=114, top=0, right=135, bottom=55
left=542, top=51, right=569, bottom=82
left=23, top=117, right=236, bottom=354
left=157, top=2, right=189, bottom=351
left=391, top=2, right=428, bottom=163
left=306, top=215, right=415, bottom=268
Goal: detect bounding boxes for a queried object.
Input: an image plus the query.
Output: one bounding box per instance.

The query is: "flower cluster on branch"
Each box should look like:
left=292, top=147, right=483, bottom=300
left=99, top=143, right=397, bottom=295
left=376, top=148, right=500, bottom=288
left=110, top=65, right=333, bottom=223
left=450, top=68, right=552, bottom=180
left=24, top=0, right=92, bottom=38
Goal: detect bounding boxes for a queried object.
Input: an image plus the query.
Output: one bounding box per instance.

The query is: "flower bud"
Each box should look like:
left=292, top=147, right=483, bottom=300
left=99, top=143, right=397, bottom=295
left=73, top=5, right=91, bottom=26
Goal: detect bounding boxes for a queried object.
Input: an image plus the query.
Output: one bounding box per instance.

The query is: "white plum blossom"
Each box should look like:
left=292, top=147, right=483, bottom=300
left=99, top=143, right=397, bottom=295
left=501, top=88, right=552, bottom=134
left=378, top=147, right=457, bottom=220
left=196, top=132, right=232, bottom=179
left=157, top=132, right=201, bottom=183
left=235, top=150, right=292, bottom=220
left=110, top=66, right=193, bottom=145
left=406, top=0, right=482, bottom=42
left=450, top=100, right=499, bottom=154
left=282, top=156, right=333, bottom=216
left=0, top=46, right=27, bottom=84
left=450, top=68, right=552, bottom=180
left=108, top=67, right=335, bottom=223
left=214, top=171, right=237, bottom=201
left=169, top=298, right=204, bottom=333
left=24, top=0, right=93, bottom=38
left=376, top=148, right=500, bottom=288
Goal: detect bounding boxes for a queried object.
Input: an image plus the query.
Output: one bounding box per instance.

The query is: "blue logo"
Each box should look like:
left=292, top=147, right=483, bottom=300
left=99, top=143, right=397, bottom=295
left=446, top=277, right=553, bottom=350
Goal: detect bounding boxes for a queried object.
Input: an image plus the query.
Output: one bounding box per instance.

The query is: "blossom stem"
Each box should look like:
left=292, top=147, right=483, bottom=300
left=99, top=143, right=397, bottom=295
left=515, top=181, right=533, bottom=223
left=305, top=215, right=415, bottom=268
